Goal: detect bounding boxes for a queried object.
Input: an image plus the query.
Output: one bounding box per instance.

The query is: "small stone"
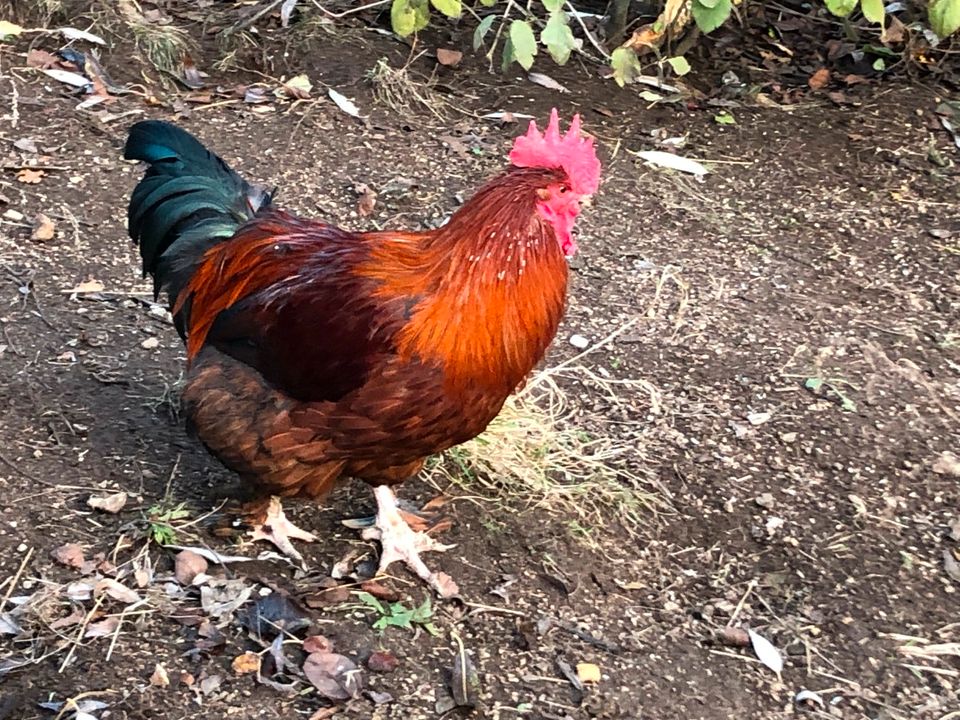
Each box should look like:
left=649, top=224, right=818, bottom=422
left=141, top=336, right=160, bottom=349
left=755, top=493, right=775, bottom=509
left=366, top=651, right=399, bottom=673
left=569, top=334, right=589, bottom=349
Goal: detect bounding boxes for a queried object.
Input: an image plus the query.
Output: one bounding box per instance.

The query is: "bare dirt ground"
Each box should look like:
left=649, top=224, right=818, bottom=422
left=0, top=12, right=959, bottom=720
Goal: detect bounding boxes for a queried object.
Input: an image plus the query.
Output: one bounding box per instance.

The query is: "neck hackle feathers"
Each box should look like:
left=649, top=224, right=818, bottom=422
left=508, top=109, right=601, bottom=196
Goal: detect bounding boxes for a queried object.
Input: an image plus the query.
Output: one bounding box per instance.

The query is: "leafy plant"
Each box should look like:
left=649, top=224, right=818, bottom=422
left=357, top=592, right=440, bottom=635
left=804, top=376, right=858, bottom=412
left=386, top=0, right=960, bottom=85
left=146, top=501, right=191, bottom=545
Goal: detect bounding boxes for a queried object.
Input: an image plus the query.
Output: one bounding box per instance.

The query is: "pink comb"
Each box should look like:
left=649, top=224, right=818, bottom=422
left=509, top=108, right=601, bottom=196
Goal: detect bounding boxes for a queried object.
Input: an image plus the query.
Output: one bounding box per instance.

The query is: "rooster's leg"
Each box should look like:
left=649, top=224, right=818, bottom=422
left=249, top=496, right=318, bottom=565
left=363, top=485, right=459, bottom=598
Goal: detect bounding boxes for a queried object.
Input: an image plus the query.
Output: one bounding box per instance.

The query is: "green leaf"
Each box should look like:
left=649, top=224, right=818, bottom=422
left=473, top=14, right=495, bottom=49
left=713, top=111, right=735, bottom=124
left=610, top=46, right=641, bottom=87
left=824, top=0, right=857, bottom=17
left=929, top=0, right=960, bottom=38
left=479, top=0, right=497, bottom=5
left=391, top=0, right=430, bottom=36
left=509, top=19, right=538, bottom=70
left=357, top=592, right=386, bottom=613
left=430, top=0, right=461, bottom=18
left=804, top=377, right=823, bottom=391
left=542, top=0, right=564, bottom=11
left=666, top=56, right=691, bottom=75
left=501, top=35, right=516, bottom=71
left=872, top=57, right=886, bottom=71
left=860, top=0, right=885, bottom=23
left=691, top=0, right=731, bottom=33
left=541, top=11, right=577, bottom=65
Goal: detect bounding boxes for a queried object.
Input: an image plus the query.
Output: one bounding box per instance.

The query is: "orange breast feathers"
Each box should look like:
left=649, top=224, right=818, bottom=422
left=358, top=220, right=570, bottom=397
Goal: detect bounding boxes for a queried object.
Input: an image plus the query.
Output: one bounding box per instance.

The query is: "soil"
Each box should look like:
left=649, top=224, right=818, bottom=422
left=0, top=10, right=959, bottom=720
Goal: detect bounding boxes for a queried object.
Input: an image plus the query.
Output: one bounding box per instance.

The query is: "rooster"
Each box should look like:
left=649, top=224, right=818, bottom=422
left=124, top=110, right=600, bottom=596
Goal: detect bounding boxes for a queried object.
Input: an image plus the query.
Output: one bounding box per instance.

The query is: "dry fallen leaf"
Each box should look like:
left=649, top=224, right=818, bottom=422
left=95, top=578, right=141, bottom=605
left=328, top=88, right=361, bottom=118
left=16, top=168, right=45, bottom=185
left=436, top=48, right=463, bottom=66
left=87, top=491, right=127, bottom=514
left=717, top=626, right=751, bottom=647
left=528, top=72, right=569, bottom=93
left=354, top=183, right=377, bottom=217
left=450, top=643, right=479, bottom=708
left=944, top=549, right=960, bottom=582
left=84, top=617, right=119, bottom=638
left=27, top=48, right=59, bottom=68
left=282, top=73, right=312, bottom=99
left=232, top=652, right=261, bottom=675
left=576, top=662, right=601, bottom=684
left=808, top=68, right=830, bottom=90
left=200, top=578, right=254, bottom=620
left=175, top=549, right=208, bottom=586
left=303, top=652, right=363, bottom=701
left=65, top=279, right=105, bottom=294
left=150, top=663, right=170, bottom=687
left=747, top=628, right=784, bottom=674
left=31, top=213, right=56, bottom=242
left=51, top=543, right=85, bottom=569
left=302, top=635, right=334, bottom=654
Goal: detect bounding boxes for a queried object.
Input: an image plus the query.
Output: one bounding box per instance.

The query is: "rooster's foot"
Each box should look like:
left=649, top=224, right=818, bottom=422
left=249, top=496, right=317, bottom=565
left=364, top=485, right=459, bottom=598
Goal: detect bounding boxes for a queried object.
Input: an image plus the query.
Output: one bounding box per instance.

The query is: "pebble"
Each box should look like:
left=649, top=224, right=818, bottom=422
left=569, top=334, right=589, bottom=349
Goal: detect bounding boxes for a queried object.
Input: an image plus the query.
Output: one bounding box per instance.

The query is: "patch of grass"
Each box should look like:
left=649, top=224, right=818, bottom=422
left=429, top=341, right=664, bottom=546
left=115, top=0, right=193, bottom=75
left=367, top=57, right=447, bottom=119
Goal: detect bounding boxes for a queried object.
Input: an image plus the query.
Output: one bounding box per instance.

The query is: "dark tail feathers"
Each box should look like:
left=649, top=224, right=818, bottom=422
left=124, top=120, right=272, bottom=310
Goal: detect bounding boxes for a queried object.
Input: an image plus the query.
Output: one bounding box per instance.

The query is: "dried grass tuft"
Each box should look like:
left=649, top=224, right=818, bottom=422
left=367, top=58, right=447, bottom=120
left=429, top=323, right=666, bottom=546
left=115, top=0, right=193, bottom=75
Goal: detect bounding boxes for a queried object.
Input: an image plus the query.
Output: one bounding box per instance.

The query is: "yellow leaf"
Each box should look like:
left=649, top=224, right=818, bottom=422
left=0, top=20, right=24, bottom=40
left=576, top=662, right=601, bottom=683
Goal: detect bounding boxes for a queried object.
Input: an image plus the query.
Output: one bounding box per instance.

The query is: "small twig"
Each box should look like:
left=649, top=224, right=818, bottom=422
left=0, top=547, right=33, bottom=615
left=223, top=0, right=285, bottom=35
left=309, top=0, right=390, bottom=17
left=486, top=0, right=517, bottom=72
left=566, top=1, right=610, bottom=59
left=106, top=599, right=149, bottom=661
left=2, top=165, right=72, bottom=171
left=728, top=578, right=757, bottom=627
left=59, top=594, right=105, bottom=673
left=9, top=78, right=19, bottom=129
left=162, top=453, right=182, bottom=502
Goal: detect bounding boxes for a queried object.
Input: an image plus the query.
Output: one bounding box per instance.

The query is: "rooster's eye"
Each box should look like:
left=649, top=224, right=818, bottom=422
left=559, top=186, right=569, bottom=194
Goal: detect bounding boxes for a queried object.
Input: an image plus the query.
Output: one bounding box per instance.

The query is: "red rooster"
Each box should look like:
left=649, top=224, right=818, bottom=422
left=124, top=110, right=600, bottom=596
